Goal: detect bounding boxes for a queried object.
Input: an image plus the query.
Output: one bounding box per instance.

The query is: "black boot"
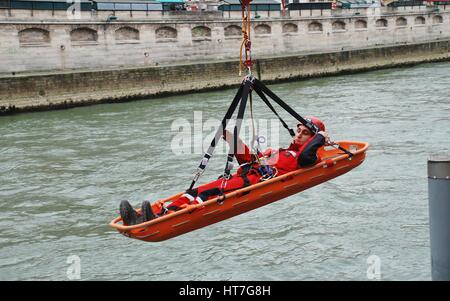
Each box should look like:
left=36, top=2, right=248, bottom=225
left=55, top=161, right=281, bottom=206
left=141, top=200, right=156, bottom=222
left=120, top=200, right=138, bottom=226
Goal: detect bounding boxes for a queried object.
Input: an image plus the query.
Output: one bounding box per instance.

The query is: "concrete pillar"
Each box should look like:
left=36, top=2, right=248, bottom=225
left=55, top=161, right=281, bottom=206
left=428, top=155, right=450, bottom=281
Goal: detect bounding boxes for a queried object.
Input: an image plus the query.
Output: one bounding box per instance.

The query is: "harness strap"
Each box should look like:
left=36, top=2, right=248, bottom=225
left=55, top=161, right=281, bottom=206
left=253, top=78, right=319, bottom=134
left=222, top=77, right=253, bottom=179
left=238, top=163, right=253, bottom=187
left=253, top=78, right=354, bottom=158
left=188, top=82, right=244, bottom=190
left=252, top=84, right=296, bottom=137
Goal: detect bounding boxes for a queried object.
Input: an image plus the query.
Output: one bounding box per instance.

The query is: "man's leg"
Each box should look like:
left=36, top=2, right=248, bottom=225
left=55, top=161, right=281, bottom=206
left=234, top=143, right=253, bottom=165
left=165, top=174, right=260, bottom=212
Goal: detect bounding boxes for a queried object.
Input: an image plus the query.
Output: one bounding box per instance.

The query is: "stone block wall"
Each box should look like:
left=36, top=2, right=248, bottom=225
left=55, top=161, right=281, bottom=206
left=1, top=6, right=450, bottom=113
left=1, top=40, right=449, bottom=114
left=1, top=6, right=449, bottom=74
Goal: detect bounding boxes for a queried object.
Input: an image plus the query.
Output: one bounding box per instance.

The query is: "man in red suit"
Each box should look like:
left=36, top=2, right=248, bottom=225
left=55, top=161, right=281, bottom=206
left=120, top=117, right=329, bottom=225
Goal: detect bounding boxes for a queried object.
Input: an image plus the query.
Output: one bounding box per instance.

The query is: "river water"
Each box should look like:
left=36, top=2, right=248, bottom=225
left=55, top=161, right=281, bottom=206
left=1, top=61, right=449, bottom=281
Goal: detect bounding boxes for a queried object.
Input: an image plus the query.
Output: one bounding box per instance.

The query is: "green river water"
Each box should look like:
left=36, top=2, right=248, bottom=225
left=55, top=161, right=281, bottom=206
left=1, top=61, right=449, bottom=280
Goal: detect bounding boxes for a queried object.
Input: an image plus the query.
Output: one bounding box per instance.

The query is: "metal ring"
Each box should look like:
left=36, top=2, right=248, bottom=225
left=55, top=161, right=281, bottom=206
left=257, top=136, right=266, bottom=144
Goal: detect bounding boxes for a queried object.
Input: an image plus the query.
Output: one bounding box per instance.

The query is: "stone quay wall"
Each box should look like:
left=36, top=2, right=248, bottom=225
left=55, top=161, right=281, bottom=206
left=0, top=6, right=450, bottom=113
left=1, top=40, right=449, bottom=114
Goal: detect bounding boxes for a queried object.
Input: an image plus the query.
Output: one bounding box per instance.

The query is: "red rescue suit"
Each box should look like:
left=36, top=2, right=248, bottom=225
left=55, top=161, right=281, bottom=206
left=164, top=134, right=325, bottom=212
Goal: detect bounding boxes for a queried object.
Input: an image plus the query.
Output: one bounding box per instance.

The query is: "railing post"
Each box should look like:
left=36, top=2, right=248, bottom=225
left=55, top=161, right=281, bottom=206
left=428, top=155, right=450, bottom=281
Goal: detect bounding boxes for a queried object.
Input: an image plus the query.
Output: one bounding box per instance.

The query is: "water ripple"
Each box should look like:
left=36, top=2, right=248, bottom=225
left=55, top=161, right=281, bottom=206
left=1, top=62, right=449, bottom=280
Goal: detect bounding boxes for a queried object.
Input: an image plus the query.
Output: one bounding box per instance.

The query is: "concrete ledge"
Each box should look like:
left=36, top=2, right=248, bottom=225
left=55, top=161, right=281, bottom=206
left=1, top=40, right=449, bottom=115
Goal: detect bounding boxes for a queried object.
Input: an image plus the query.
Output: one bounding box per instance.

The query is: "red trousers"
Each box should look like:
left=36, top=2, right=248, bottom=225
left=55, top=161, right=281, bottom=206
left=166, top=148, right=260, bottom=211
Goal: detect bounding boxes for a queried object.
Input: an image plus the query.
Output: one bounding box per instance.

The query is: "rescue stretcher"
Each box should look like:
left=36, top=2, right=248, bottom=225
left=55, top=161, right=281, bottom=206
left=109, top=140, right=368, bottom=242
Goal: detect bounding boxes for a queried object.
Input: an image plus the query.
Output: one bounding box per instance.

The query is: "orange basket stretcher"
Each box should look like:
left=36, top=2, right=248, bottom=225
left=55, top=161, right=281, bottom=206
left=109, top=141, right=369, bottom=242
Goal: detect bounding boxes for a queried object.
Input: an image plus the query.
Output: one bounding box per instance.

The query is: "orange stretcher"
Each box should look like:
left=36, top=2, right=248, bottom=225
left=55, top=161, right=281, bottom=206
left=109, top=141, right=368, bottom=242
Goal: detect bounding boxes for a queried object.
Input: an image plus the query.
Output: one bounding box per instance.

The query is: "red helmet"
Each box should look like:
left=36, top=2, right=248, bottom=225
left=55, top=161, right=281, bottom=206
left=298, top=116, right=325, bottom=132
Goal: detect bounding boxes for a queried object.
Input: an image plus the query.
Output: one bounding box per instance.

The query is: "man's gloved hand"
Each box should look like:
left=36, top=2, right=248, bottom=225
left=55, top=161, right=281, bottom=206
left=222, top=129, right=233, bottom=141
left=262, top=148, right=272, bottom=157
left=318, top=131, right=334, bottom=146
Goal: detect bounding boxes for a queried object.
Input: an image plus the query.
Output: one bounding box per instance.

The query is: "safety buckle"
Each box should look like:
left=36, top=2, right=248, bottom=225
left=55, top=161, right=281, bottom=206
left=222, top=173, right=232, bottom=181
left=243, top=74, right=255, bottom=83
left=258, top=165, right=277, bottom=181
left=194, top=168, right=205, bottom=181
left=258, top=165, right=272, bottom=175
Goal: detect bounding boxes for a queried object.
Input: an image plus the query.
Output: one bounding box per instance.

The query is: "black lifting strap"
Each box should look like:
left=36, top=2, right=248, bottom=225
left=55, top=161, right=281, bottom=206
left=188, top=82, right=245, bottom=191
left=223, top=78, right=253, bottom=179
left=253, top=78, right=318, bottom=133
left=252, top=78, right=354, bottom=158
left=252, top=86, right=295, bottom=138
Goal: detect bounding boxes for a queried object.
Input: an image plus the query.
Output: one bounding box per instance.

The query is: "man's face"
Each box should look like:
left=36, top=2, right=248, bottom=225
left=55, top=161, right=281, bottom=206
left=294, top=125, right=313, bottom=146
